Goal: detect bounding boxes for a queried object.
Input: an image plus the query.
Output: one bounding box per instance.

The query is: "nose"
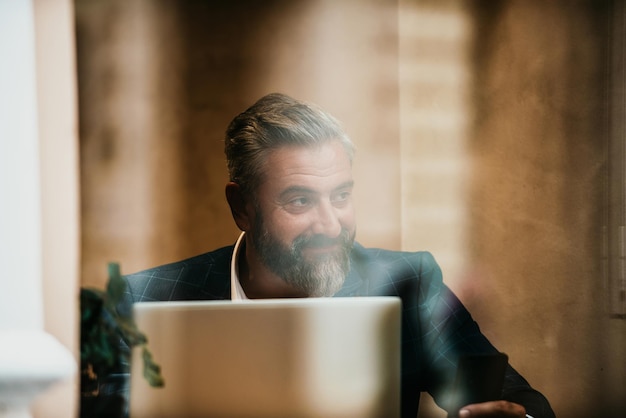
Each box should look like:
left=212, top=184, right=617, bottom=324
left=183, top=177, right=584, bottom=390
left=311, top=200, right=342, bottom=237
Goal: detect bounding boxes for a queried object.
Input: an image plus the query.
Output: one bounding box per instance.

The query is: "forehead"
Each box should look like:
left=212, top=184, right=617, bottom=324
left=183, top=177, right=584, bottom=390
left=259, top=142, right=353, bottom=192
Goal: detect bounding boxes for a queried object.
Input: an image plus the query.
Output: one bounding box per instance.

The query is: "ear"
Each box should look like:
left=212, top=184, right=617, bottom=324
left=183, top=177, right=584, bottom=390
left=225, top=182, right=254, bottom=232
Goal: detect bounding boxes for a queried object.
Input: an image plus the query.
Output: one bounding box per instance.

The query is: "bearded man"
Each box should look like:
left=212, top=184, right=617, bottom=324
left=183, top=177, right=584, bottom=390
left=117, top=93, right=554, bottom=418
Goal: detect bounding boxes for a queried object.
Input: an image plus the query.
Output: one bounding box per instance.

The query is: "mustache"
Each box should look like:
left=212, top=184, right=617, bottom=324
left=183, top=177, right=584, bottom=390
left=292, top=230, right=354, bottom=250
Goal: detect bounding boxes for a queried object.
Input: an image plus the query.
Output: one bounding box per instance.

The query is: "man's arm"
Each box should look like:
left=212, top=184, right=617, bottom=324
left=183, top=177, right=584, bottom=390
left=412, top=252, right=555, bottom=418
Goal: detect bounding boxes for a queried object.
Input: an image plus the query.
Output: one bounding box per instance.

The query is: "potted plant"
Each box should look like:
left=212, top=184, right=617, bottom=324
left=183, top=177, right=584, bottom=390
left=80, top=263, right=164, bottom=418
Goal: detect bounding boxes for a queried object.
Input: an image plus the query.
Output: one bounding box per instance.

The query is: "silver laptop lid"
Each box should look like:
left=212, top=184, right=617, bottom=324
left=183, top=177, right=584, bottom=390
left=130, top=297, right=401, bottom=418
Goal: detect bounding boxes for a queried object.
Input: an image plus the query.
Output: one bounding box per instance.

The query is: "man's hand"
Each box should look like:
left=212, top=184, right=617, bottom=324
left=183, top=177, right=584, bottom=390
left=457, top=400, right=526, bottom=417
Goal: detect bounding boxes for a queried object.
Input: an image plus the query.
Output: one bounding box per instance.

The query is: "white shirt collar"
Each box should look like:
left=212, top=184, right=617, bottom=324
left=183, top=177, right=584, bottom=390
left=230, top=232, right=249, bottom=300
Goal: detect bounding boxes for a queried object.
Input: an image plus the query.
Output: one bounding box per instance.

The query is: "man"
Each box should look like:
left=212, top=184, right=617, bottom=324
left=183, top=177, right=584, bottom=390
left=121, top=93, right=554, bottom=418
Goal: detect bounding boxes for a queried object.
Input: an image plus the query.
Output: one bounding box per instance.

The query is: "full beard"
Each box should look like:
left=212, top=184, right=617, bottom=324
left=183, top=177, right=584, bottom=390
left=251, top=216, right=354, bottom=297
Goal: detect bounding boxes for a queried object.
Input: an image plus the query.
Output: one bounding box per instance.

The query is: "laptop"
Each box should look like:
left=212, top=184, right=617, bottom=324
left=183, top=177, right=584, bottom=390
left=129, top=297, right=401, bottom=418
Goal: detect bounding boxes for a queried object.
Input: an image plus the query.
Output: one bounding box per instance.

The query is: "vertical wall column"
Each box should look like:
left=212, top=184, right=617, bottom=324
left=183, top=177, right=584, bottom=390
left=399, top=0, right=473, bottom=289
left=0, top=0, right=43, bottom=332
left=0, top=0, right=77, bottom=417
left=32, top=0, right=81, bottom=416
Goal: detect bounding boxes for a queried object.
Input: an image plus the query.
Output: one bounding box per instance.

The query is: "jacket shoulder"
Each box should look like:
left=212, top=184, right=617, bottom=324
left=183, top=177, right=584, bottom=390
left=348, top=243, right=444, bottom=296
left=351, top=243, right=440, bottom=276
left=123, top=245, right=234, bottom=302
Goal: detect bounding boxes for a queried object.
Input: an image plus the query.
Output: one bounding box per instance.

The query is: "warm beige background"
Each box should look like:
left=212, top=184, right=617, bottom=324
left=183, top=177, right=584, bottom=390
left=74, top=1, right=625, bottom=417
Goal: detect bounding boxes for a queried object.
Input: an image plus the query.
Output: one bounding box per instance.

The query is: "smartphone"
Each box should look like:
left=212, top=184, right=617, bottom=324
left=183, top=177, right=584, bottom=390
left=447, top=352, right=509, bottom=414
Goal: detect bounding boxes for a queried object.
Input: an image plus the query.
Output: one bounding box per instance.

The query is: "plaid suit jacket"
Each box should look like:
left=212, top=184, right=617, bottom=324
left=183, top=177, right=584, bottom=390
left=117, top=242, right=554, bottom=418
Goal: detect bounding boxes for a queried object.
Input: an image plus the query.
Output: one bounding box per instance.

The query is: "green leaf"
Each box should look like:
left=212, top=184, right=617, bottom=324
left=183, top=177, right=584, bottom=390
left=105, top=262, right=126, bottom=309
left=117, top=318, right=147, bottom=346
left=142, top=347, right=165, bottom=387
left=80, top=262, right=165, bottom=389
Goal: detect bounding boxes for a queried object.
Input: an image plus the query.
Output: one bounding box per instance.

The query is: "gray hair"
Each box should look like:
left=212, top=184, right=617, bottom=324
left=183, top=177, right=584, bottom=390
left=224, top=93, right=355, bottom=197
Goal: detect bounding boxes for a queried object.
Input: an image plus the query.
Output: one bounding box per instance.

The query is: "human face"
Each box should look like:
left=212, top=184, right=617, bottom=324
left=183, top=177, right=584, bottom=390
left=249, top=141, right=356, bottom=296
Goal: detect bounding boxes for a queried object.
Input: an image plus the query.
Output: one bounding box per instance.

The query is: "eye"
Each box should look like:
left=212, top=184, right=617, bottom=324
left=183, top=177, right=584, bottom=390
left=332, top=190, right=352, bottom=205
left=283, top=195, right=317, bottom=213
left=290, top=197, right=310, bottom=207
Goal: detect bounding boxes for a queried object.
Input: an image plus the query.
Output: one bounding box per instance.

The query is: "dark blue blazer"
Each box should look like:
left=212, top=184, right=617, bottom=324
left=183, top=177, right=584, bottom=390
left=121, top=242, right=554, bottom=418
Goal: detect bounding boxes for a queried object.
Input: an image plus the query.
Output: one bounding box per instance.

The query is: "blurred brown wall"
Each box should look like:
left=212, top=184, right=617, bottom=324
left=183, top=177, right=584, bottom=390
left=465, top=2, right=624, bottom=417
